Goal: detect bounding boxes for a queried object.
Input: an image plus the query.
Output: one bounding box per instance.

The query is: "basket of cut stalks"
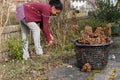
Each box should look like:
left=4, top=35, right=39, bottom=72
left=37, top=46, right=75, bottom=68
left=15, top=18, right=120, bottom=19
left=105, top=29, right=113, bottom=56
left=74, top=24, right=113, bottom=70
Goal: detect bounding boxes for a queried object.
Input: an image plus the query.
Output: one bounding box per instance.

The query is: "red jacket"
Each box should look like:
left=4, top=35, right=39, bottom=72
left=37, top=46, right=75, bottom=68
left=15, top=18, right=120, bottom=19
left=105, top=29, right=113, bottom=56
left=24, top=2, right=52, bottom=41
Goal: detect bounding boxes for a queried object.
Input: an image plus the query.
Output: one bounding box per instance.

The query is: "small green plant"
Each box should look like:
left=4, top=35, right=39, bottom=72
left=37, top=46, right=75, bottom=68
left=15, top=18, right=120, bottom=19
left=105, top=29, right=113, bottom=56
left=8, top=37, right=23, bottom=60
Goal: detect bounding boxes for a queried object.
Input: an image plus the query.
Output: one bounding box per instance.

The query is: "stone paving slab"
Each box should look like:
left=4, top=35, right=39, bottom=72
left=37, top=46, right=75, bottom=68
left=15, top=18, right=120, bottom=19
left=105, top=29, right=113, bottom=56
left=115, top=70, right=120, bottom=80
left=47, top=65, right=91, bottom=80
left=93, top=69, right=113, bottom=80
left=93, top=59, right=120, bottom=80
left=107, top=60, right=120, bottom=68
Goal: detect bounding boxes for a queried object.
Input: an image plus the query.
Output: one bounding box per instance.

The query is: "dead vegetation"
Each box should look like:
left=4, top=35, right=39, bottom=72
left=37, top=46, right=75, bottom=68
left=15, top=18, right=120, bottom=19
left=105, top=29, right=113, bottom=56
left=77, top=23, right=112, bottom=44
left=0, top=0, right=11, bottom=48
left=82, top=63, right=92, bottom=72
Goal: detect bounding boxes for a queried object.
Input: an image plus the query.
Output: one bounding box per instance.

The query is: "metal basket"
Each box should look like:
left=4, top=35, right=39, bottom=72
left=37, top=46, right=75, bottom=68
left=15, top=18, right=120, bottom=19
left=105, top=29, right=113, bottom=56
left=74, top=40, right=113, bottom=70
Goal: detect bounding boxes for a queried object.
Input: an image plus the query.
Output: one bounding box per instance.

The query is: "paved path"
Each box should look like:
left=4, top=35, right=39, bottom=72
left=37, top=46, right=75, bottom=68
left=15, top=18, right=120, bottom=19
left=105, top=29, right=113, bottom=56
left=46, top=37, right=120, bottom=80
left=47, top=58, right=91, bottom=80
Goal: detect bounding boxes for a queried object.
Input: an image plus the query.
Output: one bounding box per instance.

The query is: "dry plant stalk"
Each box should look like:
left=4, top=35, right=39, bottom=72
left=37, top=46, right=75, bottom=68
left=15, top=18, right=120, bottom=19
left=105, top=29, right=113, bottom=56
left=70, top=25, right=79, bottom=34
left=49, top=0, right=71, bottom=48
left=0, top=0, right=11, bottom=48
left=78, top=24, right=112, bottom=44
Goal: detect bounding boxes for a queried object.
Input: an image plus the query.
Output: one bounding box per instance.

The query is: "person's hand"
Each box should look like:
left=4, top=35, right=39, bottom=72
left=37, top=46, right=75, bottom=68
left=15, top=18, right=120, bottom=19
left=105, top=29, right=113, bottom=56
left=45, top=40, right=53, bottom=48
left=50, top=34, right=54, bottom=41
left=45, top=34, right=54, bottom=48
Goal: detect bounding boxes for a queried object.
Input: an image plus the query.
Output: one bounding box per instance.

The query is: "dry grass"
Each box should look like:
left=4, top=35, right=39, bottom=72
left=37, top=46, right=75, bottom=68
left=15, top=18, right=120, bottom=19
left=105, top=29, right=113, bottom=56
left=0, top=49, right=74, bottom=80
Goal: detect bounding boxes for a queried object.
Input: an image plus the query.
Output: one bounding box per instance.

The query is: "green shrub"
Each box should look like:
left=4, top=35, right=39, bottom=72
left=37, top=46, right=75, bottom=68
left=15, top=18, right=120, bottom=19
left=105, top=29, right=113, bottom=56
left=93, top=0, right=120, bottom=23
left=111, top=23, right=120, bottom=36
left=78, top=17, right=107, bottom=31
left=8, top=37, right=23, bottom=60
